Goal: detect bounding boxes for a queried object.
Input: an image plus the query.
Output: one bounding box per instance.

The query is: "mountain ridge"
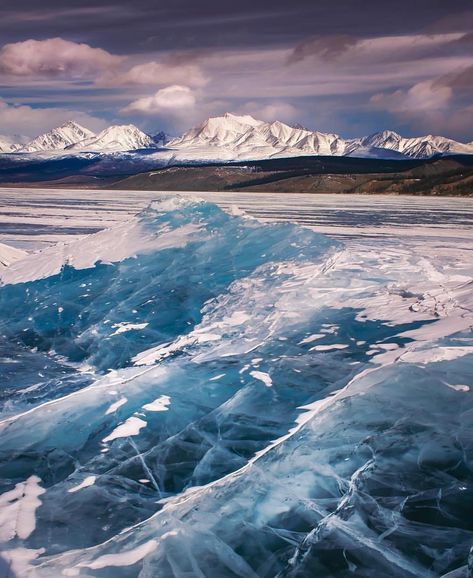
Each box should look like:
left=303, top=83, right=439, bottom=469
left=67, top=124, right=155, bottom=152
left=18, top=121, right=95, bottom=153
left=3, top=113, right=473, bottom=160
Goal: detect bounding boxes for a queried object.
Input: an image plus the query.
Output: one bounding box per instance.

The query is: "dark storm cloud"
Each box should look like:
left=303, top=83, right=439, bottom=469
left=0, top=0, right=471, bottom=53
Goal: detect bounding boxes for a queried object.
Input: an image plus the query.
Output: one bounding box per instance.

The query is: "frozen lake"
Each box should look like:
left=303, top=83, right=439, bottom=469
left=0, top=189, right=472, bottom=577
left=1, top=188, right=473, bottom=250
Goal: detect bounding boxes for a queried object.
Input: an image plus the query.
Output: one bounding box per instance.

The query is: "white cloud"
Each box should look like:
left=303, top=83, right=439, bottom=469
left=0, top=38, right=123, bottom=78
left=369, top=79, right=473, bottom=138
left=103, top=60, right=208, bottom=87
left=121, top=85, right=197, bottom=115
left=370, top=80, right=453, bottom=114
left=0, top=99, right=107, bottom=138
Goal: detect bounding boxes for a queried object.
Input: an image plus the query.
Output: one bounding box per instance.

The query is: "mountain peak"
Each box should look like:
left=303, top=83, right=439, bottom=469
left=168, top=113, right=346, bottom=157
left=19, top=121, right=95, bottom=153
left=68, top=123, right=156, bottom=152
left=366, top=129, right=402, bottom=140
left=222, top=112, right=263, bottom=126
left=360, top=130, right=403, bottom=150
left=7, top=116, right=473, bottom=160
left=59, top=120, right=89, bottom=130
left=202, top=113, right=264, bottom=130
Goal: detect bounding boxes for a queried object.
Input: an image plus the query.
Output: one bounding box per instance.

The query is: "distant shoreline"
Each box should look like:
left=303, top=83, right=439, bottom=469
left=1, top=154, right=472, bottom=196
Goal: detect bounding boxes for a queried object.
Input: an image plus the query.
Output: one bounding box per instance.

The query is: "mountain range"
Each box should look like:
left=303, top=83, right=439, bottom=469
left=1, top=113, right=472, bottom=161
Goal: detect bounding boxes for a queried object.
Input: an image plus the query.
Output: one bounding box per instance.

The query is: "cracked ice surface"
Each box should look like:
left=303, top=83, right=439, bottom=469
left=0, top=195, right=472, bottom=577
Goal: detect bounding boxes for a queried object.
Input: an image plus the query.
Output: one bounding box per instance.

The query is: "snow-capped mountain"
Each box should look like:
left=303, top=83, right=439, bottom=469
left=171, top=113, right=265, bottom=148
left=152, top=131, right=171, bottom=146
left=68, top=124, right=155, bottom=152
left=400, top=135, right=473, bottom=158
left=168, top=113, right=347, bottom=160
left=0, top=137, right=15, bottom=153
left=351, top=130, right=473, bottom=159
left=0, top=133, right=30, bottom=153
left=0, top=134, right=28, bottom=153
left=358, top=130, right=404, bottom=151
left=2, top=114, right=472, bottom=160
left=19, top=121, right=95, bottom=153
left=168, top=113, right=473, bottom=161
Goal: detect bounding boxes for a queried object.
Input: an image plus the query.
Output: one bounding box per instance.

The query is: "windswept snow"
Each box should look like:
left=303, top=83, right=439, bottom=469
left=0, top=241, right=27, bottom=270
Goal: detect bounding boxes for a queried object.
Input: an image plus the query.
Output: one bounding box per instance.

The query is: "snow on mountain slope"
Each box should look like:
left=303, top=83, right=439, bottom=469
left=168, top=113, right=348, bottom=160
left=168, top=114, right=473, bottom=161
left=0, top=134, right=28, bottom=153
left=0, top=137, right=15, bottom=153
left=352, top=130, right=473, bottom=159
left=400, top=135, right=473, bottom=158
left=359, top=130, right=404, bottom=151
left=2, top=115, right=472, bottom=161
left=259, top=120, right=346, bottom=155
left=19, top=121, right=95, bottom=153
left=69, top=124, right=156, bottom=152
left=170, top=113, right=265, bottom=148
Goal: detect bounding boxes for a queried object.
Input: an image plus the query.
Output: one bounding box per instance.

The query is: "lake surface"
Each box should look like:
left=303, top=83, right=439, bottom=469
left=0, top=189, right=472, bottom=578
left=1, top=188, right=473, bottom=249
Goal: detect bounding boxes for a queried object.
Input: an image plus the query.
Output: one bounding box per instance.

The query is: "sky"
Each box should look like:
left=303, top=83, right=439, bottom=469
left=0, top=0, right=472, bottom=140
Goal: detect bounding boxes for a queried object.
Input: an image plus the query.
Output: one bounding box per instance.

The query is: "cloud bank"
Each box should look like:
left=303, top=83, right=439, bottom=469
left=0, top=38, right=123, bottom=77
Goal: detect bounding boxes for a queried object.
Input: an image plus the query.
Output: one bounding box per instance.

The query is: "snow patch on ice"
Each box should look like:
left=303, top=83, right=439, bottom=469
left=310, top=343, right=349, bottom=351
left=0, top=475, right=45, bottom=541
left=68, top=476, right=97, bottom=494
left=142, top=395, right=171, bottom=412
left=250, top=370, right=273, bottom=387
left=78, top=539, right=158, bottom=570
left=105, top=397, right=128, bottom=415
left=401, top=346, right=473, bottom=364
left=299, top=333, right=325, bottom=344
left=102, top=416, right=147, bottom=443
left=111, top=322, right=148, bottom=336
